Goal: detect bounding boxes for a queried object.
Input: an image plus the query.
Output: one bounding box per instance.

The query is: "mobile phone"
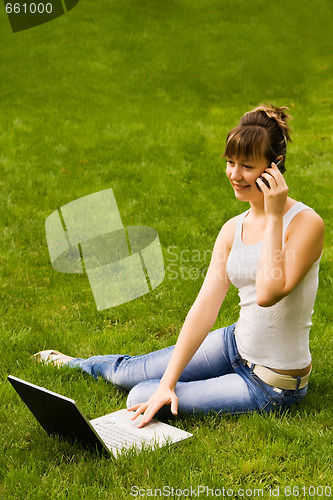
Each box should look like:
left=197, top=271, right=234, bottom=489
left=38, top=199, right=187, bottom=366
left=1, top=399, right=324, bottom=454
left=256, top=159, right=286, bottom=192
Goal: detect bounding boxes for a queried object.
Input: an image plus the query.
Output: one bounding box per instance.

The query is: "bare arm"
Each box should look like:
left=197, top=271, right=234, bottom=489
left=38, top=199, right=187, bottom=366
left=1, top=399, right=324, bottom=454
left=128, top=218, right=235, bottom=426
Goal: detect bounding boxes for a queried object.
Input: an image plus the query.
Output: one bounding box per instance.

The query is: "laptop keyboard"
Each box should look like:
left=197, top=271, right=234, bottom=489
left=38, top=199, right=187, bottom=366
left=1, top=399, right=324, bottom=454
left=93, top=422, right=148, bottom=451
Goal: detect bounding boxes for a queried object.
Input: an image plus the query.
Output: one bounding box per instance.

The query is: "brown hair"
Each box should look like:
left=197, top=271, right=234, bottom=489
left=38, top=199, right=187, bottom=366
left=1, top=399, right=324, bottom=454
left=223, top=104, right=292, bottom=164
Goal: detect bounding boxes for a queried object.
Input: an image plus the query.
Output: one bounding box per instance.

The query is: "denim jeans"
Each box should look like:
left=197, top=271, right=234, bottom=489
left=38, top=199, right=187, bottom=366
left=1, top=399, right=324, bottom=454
left=67, top=323, right=308, bottom=416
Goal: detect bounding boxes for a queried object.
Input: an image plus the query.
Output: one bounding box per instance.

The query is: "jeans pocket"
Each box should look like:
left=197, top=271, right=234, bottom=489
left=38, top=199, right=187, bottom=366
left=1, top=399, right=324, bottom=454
left=250, top=373, right=308, bottom=413
left=248, top=373, right=287, bottom=412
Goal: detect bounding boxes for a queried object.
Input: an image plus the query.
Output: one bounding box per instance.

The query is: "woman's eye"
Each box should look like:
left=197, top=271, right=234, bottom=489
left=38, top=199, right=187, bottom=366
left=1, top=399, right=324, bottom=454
left=243, top=165, right=253, bottom=170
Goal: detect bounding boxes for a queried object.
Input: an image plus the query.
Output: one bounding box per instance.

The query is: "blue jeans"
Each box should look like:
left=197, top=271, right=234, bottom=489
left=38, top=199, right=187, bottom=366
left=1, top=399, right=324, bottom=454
left=67, top=323, right=307, bottom=416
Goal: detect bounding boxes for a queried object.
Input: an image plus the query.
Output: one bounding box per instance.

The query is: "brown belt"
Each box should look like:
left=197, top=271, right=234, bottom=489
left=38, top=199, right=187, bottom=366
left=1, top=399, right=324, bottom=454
left=245, top=361, right=311, bottom=390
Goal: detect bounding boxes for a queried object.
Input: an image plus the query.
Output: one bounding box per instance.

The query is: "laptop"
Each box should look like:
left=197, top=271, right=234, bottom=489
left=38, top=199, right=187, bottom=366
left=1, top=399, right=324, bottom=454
left=8, top=375, right=192, bottom=457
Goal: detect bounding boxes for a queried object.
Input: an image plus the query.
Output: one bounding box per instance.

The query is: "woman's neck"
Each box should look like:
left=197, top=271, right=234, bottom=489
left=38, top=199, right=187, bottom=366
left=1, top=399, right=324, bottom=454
left=248, top=199, right=266, bottom=218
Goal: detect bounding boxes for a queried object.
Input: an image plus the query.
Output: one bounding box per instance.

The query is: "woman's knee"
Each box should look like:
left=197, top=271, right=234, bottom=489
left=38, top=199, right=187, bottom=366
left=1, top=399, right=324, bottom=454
left=126, top=380, right=159, bottom=408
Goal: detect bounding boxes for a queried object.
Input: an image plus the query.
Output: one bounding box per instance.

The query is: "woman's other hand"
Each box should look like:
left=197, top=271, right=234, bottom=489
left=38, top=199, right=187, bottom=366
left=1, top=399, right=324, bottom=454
left=127, top=384, right=179, bottom=428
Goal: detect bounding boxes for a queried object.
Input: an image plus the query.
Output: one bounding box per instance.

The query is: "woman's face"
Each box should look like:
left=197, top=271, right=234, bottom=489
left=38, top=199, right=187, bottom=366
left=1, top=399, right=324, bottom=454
left=226, top=155, right=270, bottom=201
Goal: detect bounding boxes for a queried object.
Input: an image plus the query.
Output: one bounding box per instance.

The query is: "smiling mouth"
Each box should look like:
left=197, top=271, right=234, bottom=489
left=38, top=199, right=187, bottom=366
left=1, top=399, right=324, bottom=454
left=233, top=184, right=250, bottom=190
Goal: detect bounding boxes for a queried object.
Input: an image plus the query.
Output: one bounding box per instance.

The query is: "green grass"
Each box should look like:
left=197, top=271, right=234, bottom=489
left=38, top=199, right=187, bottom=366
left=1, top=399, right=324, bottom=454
left=0, top=0, right=332, bottom=498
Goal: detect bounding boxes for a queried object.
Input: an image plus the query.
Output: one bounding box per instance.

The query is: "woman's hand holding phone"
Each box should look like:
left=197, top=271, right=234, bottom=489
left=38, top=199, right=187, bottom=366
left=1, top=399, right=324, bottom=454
left=256, top=162, right=289, bottom=217
left=255, top=160, right=285, bottom=192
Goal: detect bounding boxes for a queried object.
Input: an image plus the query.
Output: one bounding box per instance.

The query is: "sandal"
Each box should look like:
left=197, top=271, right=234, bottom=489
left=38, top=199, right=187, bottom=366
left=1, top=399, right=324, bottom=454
left=32, top=350, right=74, bottom=367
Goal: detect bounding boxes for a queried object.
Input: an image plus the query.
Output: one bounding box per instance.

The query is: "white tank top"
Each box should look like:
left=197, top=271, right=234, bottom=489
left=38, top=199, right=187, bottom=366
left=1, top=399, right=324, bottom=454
left=226, top=202, right=321, bottom=370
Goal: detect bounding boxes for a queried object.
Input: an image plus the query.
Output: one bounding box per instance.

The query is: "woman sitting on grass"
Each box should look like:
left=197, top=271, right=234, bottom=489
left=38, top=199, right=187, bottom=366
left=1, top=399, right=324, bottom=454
left=34, top=104, right=324, bottom=428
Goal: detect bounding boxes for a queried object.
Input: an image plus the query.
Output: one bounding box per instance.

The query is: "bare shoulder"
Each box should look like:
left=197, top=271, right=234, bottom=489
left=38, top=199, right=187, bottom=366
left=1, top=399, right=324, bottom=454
left=215, top=214, right=240, bottom=250
left=286, top=208, right=325, bottom=240
left=285, top=208, right=324, bottom=263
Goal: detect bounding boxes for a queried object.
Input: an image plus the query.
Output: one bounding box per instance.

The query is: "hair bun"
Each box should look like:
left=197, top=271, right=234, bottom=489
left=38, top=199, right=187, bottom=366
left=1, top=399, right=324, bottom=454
left=226, top=103, right=292, bottom=163
left=252, top=103, right=292, bottom=143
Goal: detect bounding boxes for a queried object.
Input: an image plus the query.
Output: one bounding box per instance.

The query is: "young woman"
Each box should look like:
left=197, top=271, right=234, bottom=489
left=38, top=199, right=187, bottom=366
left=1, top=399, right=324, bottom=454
left=34, top=104, right=324, bottom=428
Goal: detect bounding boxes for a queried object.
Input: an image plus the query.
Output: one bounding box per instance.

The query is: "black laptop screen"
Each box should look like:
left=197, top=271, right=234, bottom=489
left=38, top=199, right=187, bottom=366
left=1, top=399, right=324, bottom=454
left=8, top=376, right=107, bottom=453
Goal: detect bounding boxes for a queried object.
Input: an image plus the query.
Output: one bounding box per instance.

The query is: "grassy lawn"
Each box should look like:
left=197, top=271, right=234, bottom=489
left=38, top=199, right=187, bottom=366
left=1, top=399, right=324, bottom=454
left=0, top=0, right=332, bottom=498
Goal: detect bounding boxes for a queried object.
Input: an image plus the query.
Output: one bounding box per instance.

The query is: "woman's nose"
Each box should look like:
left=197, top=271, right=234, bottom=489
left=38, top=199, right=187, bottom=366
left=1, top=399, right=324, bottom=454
left=230, top=166, right=243, bottom=181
